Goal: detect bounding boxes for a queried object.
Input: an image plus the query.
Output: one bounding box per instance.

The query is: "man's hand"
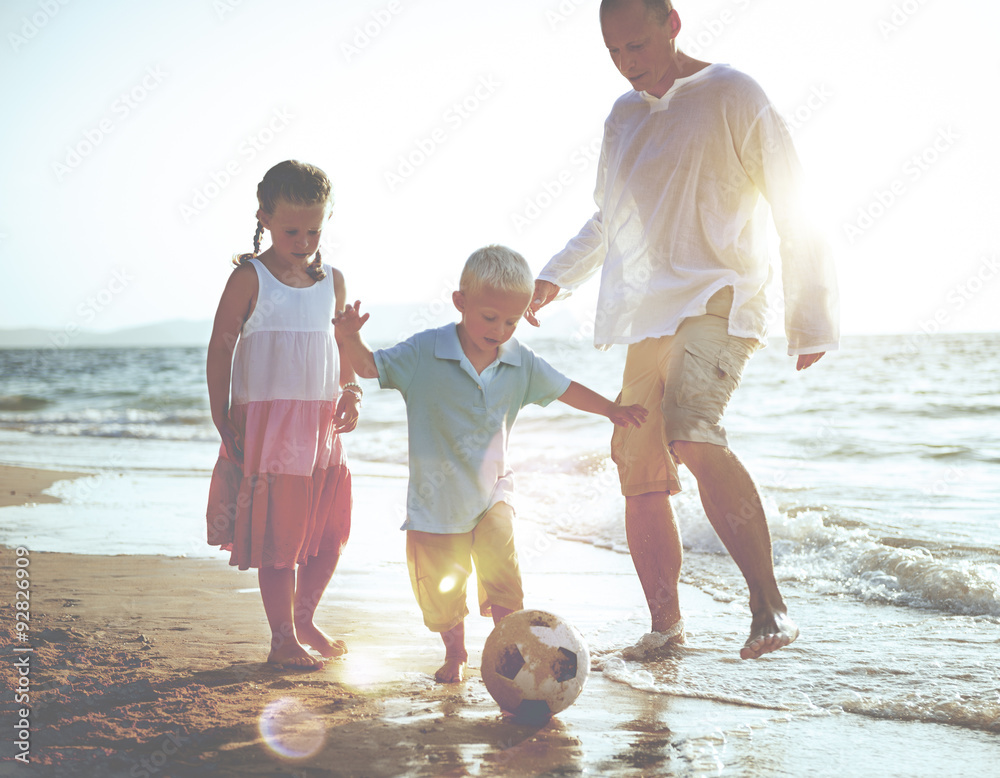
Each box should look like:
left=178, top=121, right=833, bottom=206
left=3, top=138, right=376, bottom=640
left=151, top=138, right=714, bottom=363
left=524, top=280, right=560, bottom=327
left=796, top=352, right=825, bottom=371
left=333, top=300, right=370, bottom=334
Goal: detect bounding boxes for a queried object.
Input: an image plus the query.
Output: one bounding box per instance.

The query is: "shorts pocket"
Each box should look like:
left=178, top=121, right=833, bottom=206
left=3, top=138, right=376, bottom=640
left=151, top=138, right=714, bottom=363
left=675, top=340, right=750, bottom=417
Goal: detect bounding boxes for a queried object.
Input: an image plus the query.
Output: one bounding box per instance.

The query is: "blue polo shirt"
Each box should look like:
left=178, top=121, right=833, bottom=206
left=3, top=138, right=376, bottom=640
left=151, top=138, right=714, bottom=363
left=374, top=324, right=572, bottom=533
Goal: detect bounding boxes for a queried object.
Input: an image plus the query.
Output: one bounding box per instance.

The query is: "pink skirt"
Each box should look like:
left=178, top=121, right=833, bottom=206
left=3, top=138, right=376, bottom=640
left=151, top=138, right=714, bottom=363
left=206, top=400, right=352, bottom=571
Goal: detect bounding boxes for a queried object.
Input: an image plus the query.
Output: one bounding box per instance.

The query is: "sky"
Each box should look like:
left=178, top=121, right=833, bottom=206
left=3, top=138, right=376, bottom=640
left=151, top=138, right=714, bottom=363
left=1, top=0, right=998, bottom=339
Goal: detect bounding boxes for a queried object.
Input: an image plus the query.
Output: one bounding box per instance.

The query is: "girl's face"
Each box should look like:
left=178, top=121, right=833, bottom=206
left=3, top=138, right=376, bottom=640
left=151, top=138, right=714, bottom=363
left=259, top=200, right=331, bottom=265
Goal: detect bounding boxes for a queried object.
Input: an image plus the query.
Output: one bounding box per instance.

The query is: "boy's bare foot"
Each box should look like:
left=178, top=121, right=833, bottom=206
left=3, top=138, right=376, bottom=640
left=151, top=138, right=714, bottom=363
left=434, top=654, right=468, bottom=683
left=267, top=642, right=324, bottom=670
left=740, top=610, right=799, bottom=659
left=296, top=623, right=348, bottom=658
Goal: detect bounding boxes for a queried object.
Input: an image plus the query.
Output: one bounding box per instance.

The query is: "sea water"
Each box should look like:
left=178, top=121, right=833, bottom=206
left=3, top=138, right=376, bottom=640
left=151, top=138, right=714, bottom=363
left=1, top=332, right=998, bottom=746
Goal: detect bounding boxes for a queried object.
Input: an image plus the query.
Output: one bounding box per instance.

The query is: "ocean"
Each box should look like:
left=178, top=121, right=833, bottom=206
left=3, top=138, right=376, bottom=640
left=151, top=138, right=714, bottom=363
left=1, top=331, right=998, bottom=750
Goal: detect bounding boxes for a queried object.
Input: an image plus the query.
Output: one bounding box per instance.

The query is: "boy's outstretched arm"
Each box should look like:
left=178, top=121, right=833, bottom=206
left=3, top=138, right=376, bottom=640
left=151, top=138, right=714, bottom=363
left=558, top=381, right=647, bottom=427
left=333, top=300, right=379, bottom=380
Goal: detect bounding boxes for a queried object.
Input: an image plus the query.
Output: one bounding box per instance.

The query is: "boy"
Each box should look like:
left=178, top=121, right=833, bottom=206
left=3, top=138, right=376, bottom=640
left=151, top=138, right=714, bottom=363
left=334, top=245, right=646, bottom=682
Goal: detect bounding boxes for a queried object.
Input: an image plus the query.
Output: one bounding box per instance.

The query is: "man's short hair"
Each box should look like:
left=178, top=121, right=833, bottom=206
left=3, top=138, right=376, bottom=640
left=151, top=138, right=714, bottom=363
left=459, top=245, right=535, bottom=296
left=600, top=0, right=675, bottom=25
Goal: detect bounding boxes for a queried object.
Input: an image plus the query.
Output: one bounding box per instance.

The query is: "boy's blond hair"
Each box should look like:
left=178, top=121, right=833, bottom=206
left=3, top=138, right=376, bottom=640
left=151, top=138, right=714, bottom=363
left=459, top=245, right=535, bottom=296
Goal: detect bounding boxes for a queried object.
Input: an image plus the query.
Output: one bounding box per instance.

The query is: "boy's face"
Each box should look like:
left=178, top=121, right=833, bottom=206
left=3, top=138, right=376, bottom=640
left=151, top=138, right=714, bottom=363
left=453, top=285, right=533, bottom=357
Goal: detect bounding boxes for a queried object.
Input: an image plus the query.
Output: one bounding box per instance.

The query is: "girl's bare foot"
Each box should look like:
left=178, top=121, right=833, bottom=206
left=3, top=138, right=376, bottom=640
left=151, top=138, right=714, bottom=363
left=296, top=622, right=348, bottom=658
left=267, top=642, right=324, bottom=670
left=434, top=654, right=468, bottom=683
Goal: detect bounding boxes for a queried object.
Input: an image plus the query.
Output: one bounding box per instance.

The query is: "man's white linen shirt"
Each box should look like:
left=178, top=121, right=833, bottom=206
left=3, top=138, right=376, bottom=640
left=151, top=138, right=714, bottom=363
left=537, top=64, right=839, bottom=356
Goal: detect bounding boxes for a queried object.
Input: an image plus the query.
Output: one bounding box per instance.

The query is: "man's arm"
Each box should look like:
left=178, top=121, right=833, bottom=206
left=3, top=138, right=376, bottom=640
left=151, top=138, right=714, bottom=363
left=558, top=381, right=647, bottom=427
left=741, top=103, right=839, bottom=362
left=332, top=300, right=379, bottom=380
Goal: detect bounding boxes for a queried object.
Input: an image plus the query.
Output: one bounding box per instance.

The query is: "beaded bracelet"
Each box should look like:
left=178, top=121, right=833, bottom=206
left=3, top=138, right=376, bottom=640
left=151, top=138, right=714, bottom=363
left=342, top=382, right=363, bottom=402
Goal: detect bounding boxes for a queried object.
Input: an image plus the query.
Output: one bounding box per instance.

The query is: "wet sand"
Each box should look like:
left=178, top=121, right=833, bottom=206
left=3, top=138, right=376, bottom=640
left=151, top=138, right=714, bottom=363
left=4, top=463, right=987, bottom=776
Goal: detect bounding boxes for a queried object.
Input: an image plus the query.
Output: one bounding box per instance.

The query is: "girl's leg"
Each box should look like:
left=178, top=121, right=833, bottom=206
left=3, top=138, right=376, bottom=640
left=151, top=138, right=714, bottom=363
left=293, top=548, right=347, bottom=658
left=259, top=566, right=323, bottom=668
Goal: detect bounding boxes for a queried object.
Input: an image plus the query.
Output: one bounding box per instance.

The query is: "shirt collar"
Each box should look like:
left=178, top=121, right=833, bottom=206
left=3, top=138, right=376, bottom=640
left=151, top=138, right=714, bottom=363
left=640, top=62, right=719, bottom=104
left=435, top=323, right=522, bottom=366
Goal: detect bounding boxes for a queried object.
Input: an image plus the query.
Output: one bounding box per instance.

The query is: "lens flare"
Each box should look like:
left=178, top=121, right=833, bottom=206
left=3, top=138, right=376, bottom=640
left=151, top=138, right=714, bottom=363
left=258, top=697, right=325, bottom=760
left=438, top=575, right=457, bottom=594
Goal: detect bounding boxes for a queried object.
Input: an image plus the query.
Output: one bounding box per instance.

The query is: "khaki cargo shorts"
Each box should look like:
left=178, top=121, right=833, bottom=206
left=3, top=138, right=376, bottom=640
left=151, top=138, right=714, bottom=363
left=610, top=287, right=759, bottom=496
left=405, top=502, right=524, bottom=633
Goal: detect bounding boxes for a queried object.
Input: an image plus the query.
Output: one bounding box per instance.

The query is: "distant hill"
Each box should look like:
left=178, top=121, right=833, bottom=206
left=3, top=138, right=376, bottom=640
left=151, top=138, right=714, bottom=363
left=0, top=305, right=593, bottom=350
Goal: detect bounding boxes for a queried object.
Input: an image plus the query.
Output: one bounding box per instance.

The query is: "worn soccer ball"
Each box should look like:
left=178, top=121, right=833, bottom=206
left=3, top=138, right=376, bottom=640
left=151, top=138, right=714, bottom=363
left=480, top=609, right=590, bottom=721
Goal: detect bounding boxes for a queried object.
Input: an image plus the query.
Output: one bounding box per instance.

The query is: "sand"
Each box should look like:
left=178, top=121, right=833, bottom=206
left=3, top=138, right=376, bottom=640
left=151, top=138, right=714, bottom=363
left=4, top=462, right=958, bottom=777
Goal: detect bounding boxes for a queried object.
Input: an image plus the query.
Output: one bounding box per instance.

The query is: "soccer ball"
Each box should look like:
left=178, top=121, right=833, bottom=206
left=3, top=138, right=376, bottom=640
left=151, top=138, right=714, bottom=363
left=480, top=609, right=590, bottom=721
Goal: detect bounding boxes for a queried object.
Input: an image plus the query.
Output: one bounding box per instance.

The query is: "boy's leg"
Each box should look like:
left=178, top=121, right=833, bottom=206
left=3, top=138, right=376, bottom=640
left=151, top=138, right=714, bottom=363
left=406, top=529, right=473, bottom=682
left=471, top=502, right=524, bottom=626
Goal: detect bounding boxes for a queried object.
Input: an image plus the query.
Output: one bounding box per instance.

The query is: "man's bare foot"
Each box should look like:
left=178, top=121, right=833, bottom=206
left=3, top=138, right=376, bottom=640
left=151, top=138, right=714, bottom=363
left=434, top=654, right=468, bottom=683
left=621, top=620, right=685, bottom=661
left=267, top=642, right=324, bottom=670
left=740, top=610, right=799, bottom=659
left=296, top=623, right=348, bottom=658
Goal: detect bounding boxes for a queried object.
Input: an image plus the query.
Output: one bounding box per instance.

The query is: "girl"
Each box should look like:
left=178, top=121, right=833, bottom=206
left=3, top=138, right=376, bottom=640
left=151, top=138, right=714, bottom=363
left=206, top=160, right=361, bottom=669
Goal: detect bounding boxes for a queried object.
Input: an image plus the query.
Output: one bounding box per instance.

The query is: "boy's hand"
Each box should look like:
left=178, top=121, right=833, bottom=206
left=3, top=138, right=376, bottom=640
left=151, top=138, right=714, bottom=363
left=333, top=300, right=370, bottom=334
left=607, top=402, right=647, bottom=428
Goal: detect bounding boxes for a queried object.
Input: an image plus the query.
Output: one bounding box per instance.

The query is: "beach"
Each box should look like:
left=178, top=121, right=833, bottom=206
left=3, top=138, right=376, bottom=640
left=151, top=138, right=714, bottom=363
left=3, top=461, right=999, bottom=778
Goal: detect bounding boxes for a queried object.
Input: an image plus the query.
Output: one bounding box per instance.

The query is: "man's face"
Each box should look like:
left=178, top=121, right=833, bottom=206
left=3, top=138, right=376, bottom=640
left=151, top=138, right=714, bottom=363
left=601, top=1, right=680, bottom=98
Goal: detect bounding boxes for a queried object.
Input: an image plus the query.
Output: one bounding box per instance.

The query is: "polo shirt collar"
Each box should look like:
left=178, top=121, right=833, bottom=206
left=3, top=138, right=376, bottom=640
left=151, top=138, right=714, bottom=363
left=435, top=323, right=522, bottom=366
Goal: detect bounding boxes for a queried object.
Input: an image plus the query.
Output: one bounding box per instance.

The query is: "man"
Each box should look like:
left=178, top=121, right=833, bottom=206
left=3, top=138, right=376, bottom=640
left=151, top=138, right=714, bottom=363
left=526, top=0, right=838, bottom=659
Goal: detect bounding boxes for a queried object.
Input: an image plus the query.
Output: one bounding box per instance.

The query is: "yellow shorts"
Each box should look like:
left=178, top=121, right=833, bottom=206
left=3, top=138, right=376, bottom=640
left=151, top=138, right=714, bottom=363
left=405, top=502, right=524, bottom=632
left=611, top=288, right=758, bottom=497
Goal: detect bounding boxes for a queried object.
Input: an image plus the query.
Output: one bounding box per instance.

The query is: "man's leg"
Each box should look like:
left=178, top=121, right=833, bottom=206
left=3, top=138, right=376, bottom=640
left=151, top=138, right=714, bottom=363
left=625, top=491, right=684, bottom=634
left=671, top=440, right=799, bottom=659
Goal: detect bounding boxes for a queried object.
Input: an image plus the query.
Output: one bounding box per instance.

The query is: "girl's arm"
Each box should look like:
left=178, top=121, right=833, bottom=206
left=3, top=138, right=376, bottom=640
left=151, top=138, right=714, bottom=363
left=558, top=381, right=647, bottom=428
left=206, top=265, right=256, bottom=460
left=332, top=269, right=362, bottom=433
left=332, top=300, right=379, bottom=380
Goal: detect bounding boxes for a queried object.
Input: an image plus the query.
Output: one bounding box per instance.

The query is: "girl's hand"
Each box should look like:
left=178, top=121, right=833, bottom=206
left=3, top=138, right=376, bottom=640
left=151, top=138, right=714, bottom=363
left=607, top=402, right=648, bottom=428
left=333, top=390, right=361, bottom=434
left=333, top=300, right=370, bottom=335
left=215, top=416, right=244, bottom=463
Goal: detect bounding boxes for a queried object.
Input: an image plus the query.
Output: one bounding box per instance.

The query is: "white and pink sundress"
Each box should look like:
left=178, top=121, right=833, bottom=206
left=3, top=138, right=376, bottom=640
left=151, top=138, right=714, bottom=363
left=206, top=258, right=351, bottom=570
